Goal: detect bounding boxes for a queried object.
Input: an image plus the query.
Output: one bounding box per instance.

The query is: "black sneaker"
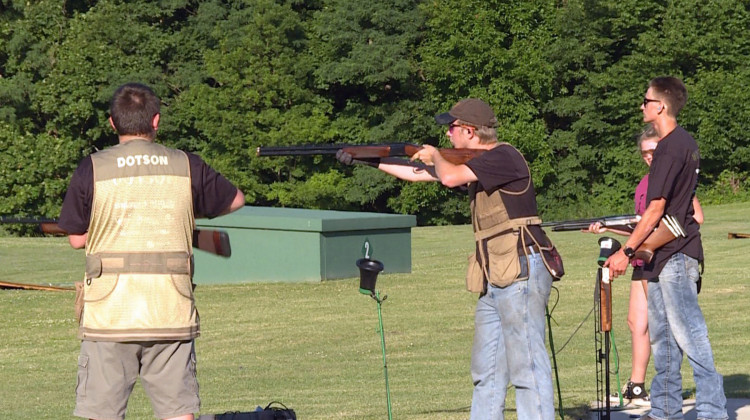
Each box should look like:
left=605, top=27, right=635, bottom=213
left=609, top=380, right=651, bottom=407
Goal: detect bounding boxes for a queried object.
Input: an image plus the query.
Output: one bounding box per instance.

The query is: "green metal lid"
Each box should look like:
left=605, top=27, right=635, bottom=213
left=196, top=206, right=416, bottom=232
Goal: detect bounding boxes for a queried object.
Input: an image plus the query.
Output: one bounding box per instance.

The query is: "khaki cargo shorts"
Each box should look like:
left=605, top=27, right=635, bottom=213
left=74, top=340, right=200, bottom=420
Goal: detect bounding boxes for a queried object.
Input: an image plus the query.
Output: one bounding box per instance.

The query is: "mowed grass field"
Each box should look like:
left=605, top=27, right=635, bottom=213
left=1, top=202, right=748, bottom=419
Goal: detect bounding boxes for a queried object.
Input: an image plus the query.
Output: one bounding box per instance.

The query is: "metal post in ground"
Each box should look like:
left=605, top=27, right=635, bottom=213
left=356, top=257, right=392, bottom=420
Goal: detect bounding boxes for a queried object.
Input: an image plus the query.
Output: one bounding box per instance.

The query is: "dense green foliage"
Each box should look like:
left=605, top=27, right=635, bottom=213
left=2, top=0, right=750, bottom=225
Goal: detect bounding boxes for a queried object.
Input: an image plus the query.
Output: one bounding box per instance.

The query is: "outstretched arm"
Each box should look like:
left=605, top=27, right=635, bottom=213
left=584, top=221, right=632, bottom=237
left=377, top=157, right=439, bottom=182
left=409, top=145, right=477, bottom=187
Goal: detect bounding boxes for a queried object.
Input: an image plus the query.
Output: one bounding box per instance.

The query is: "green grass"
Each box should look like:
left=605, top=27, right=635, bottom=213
left=1, top=202, right=749, bottom=419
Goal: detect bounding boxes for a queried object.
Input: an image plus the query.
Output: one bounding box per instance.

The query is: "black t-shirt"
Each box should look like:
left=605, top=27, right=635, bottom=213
left=643, top=126, right=703, bottom=278
left=59, top=150, right=238, bottom=234
left=465, top=143, right=547, bottom=245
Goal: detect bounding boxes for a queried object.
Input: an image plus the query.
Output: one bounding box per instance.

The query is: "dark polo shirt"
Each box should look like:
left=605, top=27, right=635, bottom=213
left=643, top=126, right=703, bottom=279
left=465, top=143, right=548, bottom=247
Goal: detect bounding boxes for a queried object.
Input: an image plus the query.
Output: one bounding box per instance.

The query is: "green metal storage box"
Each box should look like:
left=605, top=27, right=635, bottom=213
left=193, top=206, right=416, bottom=284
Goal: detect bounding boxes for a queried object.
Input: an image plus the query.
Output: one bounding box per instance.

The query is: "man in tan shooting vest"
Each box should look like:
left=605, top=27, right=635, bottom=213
left=336, top=98, right=561, bottom=420
left=59, top=83, right=245, bottom=420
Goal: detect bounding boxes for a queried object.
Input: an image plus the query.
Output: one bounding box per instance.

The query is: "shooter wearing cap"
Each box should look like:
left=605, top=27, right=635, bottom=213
left=337, top=98, right=559, bottom=420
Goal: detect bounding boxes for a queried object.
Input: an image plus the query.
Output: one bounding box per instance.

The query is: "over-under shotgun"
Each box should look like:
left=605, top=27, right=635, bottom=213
left=0, top=217, right=232, bottom=258
left=541, top=214, right=642, bottom=233
left=257, top=143, right=486, bottom=165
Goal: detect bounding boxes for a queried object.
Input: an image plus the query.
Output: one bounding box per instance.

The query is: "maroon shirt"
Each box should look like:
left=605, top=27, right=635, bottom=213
left=59, top=150, right=238, bottom=234
left=634, top=174, right=649, bottom=215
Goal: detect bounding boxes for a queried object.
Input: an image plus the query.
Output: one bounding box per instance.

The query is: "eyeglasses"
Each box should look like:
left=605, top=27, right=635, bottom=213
left=641, top=148, right=655, bottom=157
left=448, top=123, right=475, bottom=134
left=642, top=97, right=660, bottom=107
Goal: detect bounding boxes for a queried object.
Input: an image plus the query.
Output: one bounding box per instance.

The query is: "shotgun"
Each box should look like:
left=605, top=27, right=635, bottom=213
left=0, top=217, right=232, bottom=258
left=256, top=143, right=486, bottom=165
left=541, top=214, right=641, bottom=233
left=633, top=214, right=686, bottom=263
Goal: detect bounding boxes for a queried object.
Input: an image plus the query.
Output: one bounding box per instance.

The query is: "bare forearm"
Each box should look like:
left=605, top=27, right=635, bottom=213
left=624, top=200, right=664, bottom=249
left=378, top=159, right=438, bottom=182
left=692, top=196, right=704, bottom=224
left=431, top=152, right=476, bottom=188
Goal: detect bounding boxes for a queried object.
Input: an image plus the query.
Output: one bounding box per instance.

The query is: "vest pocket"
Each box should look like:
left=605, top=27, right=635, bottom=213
left=83, top=275, right=118, bottom=302
left=170, top=274, right=194, bottom=299
left=465, top=253, right=485, bottom=293
left=75, top=354, right=89, bottom=399
left=485, top=235, right=522, bottom=287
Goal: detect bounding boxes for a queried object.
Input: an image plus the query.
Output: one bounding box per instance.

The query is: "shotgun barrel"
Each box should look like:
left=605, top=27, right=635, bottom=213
left=542, top=214, right=641, bottom=233
left=257, top=143, right=486, bottom=165
left=0, top=217, right=232, bottom=258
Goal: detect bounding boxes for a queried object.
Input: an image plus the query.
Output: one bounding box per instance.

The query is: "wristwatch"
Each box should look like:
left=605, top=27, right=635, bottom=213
left=623, top=246, right=636, bottom=259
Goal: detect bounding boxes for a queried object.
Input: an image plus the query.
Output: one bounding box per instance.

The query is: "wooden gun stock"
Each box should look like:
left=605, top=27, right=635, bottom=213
left=598, top=267, right=612, bottom=332
left=1, top=217, right=231, bottom=258
left=193, top=229, right=232, bottom=258
left=634, top=215, right=686, bottom=263
left=39, top=222, right=67, bottom=235
left=256, top=143, right=486, bottom=166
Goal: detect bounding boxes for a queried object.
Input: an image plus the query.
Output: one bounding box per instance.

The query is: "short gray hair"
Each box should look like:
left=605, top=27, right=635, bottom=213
left=456, top=119, right=497, bottom=144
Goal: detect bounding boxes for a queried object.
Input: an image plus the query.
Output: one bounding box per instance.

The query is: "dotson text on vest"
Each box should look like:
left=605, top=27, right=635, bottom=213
left=117, top=154, right=169, bottom=168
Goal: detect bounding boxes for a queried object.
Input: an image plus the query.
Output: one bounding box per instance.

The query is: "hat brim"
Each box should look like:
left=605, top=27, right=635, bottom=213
left=434, top=112, right=456, bottom=125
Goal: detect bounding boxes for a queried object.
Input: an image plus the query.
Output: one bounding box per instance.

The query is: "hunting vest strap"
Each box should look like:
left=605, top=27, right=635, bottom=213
left=472, top=216, right=543, bottom=242
left=85, top=252, right=192, bottom=278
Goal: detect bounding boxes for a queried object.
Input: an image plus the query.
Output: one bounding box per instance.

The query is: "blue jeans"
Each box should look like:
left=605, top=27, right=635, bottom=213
left=648, top=253, right=727, bottom=420
left=470, top=252, right=554, bottom=420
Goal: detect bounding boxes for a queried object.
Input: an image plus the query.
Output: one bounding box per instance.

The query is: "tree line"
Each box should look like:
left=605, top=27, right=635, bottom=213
left=2, top=0, right=749, bottom=227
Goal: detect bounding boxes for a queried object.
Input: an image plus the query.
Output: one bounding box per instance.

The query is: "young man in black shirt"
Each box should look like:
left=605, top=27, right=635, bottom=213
left=605, top=77, right=727, bottom=420
left=59, top=83, right=244, bottom=420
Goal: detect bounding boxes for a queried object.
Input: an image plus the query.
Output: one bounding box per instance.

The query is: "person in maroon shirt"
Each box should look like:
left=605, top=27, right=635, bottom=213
left=604, top=77, right=726, bottom=420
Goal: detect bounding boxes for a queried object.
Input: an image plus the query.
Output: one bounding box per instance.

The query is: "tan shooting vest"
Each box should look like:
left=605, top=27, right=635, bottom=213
left=465, top=144, right=542, bottom=292
left=79, top=139, right=197, bottom=341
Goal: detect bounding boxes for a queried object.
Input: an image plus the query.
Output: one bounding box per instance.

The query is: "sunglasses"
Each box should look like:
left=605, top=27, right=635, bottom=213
left=642, top=97, right=661, bottom=107
left=448, top=123, right=475, bottom=134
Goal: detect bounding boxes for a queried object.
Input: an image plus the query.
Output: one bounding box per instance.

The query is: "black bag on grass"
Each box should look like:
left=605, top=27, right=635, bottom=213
left=209, top=401, right=296, bottom=420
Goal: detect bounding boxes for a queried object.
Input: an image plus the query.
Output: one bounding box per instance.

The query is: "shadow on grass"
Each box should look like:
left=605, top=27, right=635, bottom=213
left=685, top=374, right=750, bottom=399
left=564, top=403, right=593, bottom=420
left=725, top=373, right=750, bottom=399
